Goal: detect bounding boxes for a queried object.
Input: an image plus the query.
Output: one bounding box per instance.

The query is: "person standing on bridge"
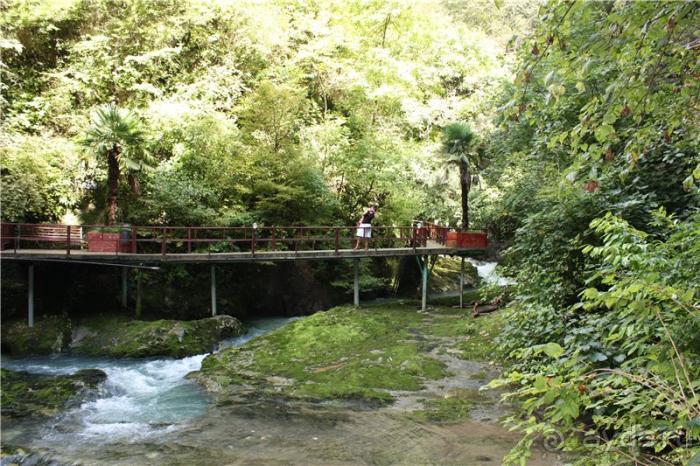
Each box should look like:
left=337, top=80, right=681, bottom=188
left=354, top=204, right=377, bottom=250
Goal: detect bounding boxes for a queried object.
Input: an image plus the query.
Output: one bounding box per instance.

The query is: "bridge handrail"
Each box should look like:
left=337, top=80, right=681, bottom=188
left=0, top=221, right=486, bottom=256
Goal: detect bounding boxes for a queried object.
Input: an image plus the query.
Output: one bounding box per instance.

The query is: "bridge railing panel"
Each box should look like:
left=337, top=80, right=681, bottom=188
left=0, top=221, right=486, bottom=256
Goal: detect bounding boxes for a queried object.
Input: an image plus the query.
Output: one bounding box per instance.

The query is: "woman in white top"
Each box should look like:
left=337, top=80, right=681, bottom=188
left=354, top=205, right=377, bottom=250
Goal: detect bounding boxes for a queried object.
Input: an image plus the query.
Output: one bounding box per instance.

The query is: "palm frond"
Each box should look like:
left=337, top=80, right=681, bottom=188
left=441, top=122, right=479, bottom=166
left=81, top=103, right=151, bottom=170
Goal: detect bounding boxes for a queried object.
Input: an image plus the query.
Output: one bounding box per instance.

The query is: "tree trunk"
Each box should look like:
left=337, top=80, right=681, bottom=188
left=128, top=172, right=141, bottom=195
left=459, top=160, right=471, bottom=229
left=107, top=144, right=120, bottom=225
left=381, top=13, right=392, bottom=47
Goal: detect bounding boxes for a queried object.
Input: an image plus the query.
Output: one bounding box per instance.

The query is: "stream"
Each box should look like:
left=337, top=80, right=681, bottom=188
left=466, top=259, right=514, bottom=286
left=0, top=263, right=557, bottom=465
left=2, top=262, right=507, bottom=445
left=1, top=317, right=296, bottom=444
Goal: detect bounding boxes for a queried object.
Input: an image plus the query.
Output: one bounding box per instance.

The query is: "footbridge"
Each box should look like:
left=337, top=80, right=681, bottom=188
left=1, top=222, right=487, bottom=325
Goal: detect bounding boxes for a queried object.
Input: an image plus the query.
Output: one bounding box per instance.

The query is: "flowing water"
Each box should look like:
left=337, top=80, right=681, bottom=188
left=2, top=298, right=563, bottom=464
left=1, top=317, right=296, bottom=444
left=2, top=266, right=507, bottom=444
left=467, top=259, right=515, bottom=286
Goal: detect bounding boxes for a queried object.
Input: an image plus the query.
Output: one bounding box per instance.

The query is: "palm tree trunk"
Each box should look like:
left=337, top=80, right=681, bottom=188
left=107, top=144, right=120, bottom=225
left=459, top=160, right=471, bottom=229
left=128, top=172, right=141, bottom=195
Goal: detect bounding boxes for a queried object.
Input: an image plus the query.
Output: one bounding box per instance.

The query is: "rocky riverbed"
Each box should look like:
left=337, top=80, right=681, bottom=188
left=1, top=298, right=564, bottom=465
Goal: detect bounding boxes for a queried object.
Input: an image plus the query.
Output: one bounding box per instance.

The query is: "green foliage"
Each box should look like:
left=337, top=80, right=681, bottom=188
left=473, top=1, right=700, bottom=464
left=80, top=103, right=151, bottom=223
left=2, top=0, right=520, bottom=229
left=237, top=81, right=310, bottom=154
left=441, top=121, right=483, bottom=228
left=127, top=112, right=246, bottom=225
left=495, top=212, right=700, bottom=465
left=501, top=184, right=603, bottom=308
left=0, top=135, right=83, bottom=222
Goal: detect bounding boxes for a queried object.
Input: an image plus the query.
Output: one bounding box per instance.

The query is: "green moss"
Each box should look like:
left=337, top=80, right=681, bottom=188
left=422, top=316, right=477, bottom=338
left=198, top=305, right=449, bottom=403
left=429, top=286, right=508, bottom=308
left=196, top=301, right=506, bottom=405
left=429, top=257, right=479, bottom=293
left=412, top=388, right=485, bottom=423
left=453, top=312, right=506, bottom=361
left=1, top=315, right=71, bottom=356
left=72, top=315, right=243, bottom=358
left=1, top=368, right=106, bottom=417
left=412, top=305, right=505, bottom=361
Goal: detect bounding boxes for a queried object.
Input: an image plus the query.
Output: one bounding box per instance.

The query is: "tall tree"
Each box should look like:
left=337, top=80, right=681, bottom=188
left=441, top=122, right=481, bottom=229
left=82, top=104, right=149, bottom=225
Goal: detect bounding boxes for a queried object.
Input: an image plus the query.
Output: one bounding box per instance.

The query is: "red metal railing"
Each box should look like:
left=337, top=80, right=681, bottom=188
left=0, top=221, right=486, bottom=256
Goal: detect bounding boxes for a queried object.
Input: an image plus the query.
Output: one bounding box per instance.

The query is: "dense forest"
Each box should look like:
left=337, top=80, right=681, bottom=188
left=1, top=0, right=699, bottom=464
left=2, top=0, right=533, bottom=228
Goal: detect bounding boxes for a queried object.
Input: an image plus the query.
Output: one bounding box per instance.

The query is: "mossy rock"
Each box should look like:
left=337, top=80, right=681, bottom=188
left=1, top=315, right=72, bottom=356
left=429, top=257, right=480, bottom=293
left=412, top=388, right=486, bottom=423
left=193, top=302, right=507, bottom=405
left=0, top=368, right=106, bottom=418
left=71, top=314, right=243, bottom=358
left=194, top=305, right=452, bottom=404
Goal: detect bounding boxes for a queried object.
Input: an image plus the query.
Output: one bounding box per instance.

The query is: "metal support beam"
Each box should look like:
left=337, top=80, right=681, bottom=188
left=121, top=268, right=128, bottom=308
left=135, top=270, right=143, bottom=319
left=460, top=257, right=465, bottom=309
left=353, top=258, right=360, bottom=307
left=211, top=265, right=217, bottom=316
left=421, top=256, right=428, bottom=312
left=28, top=263, right=34, bottom=327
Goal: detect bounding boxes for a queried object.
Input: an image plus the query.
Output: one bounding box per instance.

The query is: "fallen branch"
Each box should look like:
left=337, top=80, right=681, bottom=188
left=472, top=295, right=504, bottom=317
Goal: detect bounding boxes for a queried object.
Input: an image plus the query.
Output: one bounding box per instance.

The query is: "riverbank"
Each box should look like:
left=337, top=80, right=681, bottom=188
left=1, top=299, right=565, bottom=465
left=2, top=314, right=243, bottom=358
left=2, top=301, right=563, bottom=465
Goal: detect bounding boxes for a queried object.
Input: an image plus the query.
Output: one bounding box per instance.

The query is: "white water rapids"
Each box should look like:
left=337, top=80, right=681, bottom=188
left=467, top=259, right=515, bottom=286
left=1, top=317, right=296, bottom=443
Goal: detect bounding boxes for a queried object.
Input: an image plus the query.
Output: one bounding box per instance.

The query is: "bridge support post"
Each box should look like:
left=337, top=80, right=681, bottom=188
left=28, top=263, right=34, bottom=327
left=211, top=265, right=217, bottom=316
left=353, top=258, right=359, bottom=307
left=135, top=270, right=143, bottom=319
left=121, top=268, right=128, bottom=308
left=421, top=256, right=428, bottom=312
left=460, top=257, right=464, bottom=309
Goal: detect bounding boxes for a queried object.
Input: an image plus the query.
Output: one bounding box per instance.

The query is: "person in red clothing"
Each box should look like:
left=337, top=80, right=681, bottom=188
left=354, top=204, right=377, bottom=250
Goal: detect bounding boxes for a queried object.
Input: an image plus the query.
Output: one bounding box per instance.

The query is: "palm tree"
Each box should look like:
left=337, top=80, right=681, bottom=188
left=82, top=104, right=150, bottom=225
left=441, top=122, right=481, bottom=229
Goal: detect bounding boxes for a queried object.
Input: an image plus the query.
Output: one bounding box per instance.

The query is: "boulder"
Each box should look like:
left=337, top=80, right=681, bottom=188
left=0, top=368, right=107, bottom=418
left=71, top=314, right=244, bottom=358
left=0, top=315, right=72, bottom=356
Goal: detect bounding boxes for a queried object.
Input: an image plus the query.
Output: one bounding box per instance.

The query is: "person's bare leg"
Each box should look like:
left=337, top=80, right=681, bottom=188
left=364, top=238, right=369, bottom=250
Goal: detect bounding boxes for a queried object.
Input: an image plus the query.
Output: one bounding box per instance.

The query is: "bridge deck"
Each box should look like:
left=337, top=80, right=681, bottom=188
left=0, top=244, right=482, bottom=264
